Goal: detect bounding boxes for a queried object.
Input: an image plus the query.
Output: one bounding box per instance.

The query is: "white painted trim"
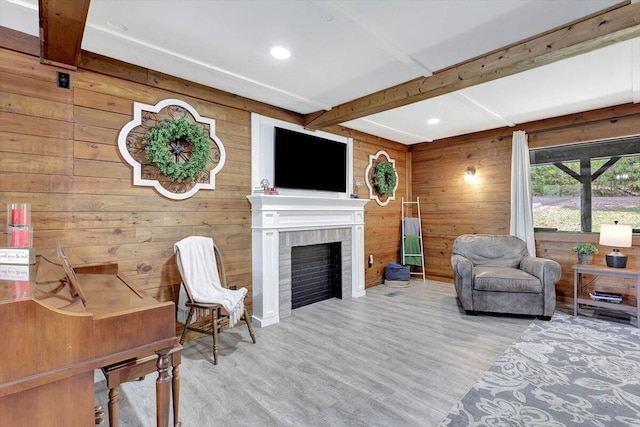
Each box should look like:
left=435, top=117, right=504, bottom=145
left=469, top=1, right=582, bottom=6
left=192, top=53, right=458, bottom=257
left=250, top=113, right=353, bottom=198
left=247, top=195, right=368, bottom=327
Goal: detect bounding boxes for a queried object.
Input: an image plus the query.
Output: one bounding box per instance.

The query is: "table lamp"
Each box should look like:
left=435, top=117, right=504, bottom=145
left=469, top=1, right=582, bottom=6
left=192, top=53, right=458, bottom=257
left=599, top=221, right=632, bottom=268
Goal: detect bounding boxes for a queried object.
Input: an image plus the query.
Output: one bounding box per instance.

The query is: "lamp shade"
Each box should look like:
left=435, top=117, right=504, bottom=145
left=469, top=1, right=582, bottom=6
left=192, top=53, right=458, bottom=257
left=599, top=223, right=632, bottom=248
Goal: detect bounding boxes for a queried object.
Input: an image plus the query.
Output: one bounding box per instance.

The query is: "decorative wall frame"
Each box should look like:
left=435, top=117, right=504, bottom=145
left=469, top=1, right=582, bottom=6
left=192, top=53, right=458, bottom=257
left=365, top=150, right=398, bottom=206
left=118, top=99, right=226, bottom=200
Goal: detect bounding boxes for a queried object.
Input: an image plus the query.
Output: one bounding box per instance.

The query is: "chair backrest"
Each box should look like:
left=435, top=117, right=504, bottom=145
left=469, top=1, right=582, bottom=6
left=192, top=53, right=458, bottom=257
left=174, top=236, right=227, bottom=303
left=452, top=234, right=528, bottom=268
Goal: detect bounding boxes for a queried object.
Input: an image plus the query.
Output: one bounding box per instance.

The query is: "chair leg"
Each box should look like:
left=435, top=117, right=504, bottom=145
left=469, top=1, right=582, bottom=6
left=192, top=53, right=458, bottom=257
left=107, top=387, right=119, bottom=427
left=212, top=308, right=220, bottom=365
left=243, top=307, right=257, bottom=344
left=179, top=308, right=194, bottom=345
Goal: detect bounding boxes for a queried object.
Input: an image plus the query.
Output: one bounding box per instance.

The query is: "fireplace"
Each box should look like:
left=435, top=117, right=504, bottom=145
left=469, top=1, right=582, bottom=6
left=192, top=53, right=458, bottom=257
left=279, top=228, right=351, bottom=320
left=247, top=194, right=368, bottom=327
left=290, top=242, right=341, bottom=310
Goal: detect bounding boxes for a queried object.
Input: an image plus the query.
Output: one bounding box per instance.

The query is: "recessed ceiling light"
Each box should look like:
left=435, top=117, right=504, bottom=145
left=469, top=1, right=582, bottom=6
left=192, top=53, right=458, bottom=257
left=427, top=117, right=440, bottom=125
left=270, top=45, right=291, bottom=60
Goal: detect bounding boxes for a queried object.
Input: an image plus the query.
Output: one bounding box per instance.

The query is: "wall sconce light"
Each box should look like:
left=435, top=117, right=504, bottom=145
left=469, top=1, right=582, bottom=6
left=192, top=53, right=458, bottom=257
left=599, top=221, right=633, bottom=268
left=464, top=166, right=476, bottom=183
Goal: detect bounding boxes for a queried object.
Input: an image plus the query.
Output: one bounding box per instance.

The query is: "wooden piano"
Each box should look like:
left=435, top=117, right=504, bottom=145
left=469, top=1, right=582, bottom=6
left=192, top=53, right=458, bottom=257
left=0, top=246, right=180, bottom=427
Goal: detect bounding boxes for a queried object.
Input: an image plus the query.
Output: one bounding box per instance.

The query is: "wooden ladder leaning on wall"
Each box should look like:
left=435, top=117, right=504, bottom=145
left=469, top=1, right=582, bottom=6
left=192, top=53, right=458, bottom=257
left=401, top=197, right=426, bottom=282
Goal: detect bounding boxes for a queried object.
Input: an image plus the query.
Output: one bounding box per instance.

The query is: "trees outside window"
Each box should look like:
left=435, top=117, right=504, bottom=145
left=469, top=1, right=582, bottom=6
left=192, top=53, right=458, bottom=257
left=530, top=137, right=640, bottom=233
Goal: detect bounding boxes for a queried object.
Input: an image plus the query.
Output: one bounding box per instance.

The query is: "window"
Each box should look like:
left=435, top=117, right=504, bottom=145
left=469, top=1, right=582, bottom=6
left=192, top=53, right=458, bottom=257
left=530, top=137, right=640, bottom=233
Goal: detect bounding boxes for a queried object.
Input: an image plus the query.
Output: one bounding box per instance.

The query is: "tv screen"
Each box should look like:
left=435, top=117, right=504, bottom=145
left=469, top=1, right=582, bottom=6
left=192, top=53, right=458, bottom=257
left=274, top=127, right=347, bottom=193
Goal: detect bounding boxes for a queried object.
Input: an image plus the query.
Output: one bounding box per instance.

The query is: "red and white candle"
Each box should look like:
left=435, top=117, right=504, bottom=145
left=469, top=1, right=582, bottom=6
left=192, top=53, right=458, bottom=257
left=12, top=281, right=30, bottom=299
left=8, top=227, right=32, bottom=248
left=8, top=203, right=30, bottom=226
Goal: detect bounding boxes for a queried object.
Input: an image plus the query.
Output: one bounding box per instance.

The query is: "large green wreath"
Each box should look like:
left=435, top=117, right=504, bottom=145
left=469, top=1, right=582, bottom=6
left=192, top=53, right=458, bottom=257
left=374, top=161, right=397, bottom=197
left=142, top=116, right=211, bottom=182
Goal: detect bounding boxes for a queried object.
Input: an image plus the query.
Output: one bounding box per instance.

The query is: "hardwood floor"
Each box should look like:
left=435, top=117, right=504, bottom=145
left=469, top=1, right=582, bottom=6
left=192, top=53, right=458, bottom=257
left=95, top=280, right=535, bottom=427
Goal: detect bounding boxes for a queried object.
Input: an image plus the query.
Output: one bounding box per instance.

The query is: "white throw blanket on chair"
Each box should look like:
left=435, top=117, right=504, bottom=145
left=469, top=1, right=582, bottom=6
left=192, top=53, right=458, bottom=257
left=174, top=236, right=247, bottom=328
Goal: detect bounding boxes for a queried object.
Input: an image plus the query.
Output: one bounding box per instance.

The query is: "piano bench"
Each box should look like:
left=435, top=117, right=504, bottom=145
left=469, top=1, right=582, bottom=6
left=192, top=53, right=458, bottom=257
left=101, top=345, right=182, bottom=427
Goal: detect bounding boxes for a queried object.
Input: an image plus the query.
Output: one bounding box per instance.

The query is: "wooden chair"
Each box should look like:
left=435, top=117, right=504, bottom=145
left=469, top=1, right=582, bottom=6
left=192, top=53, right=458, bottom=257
left=175, top=236, right=256, bottom=365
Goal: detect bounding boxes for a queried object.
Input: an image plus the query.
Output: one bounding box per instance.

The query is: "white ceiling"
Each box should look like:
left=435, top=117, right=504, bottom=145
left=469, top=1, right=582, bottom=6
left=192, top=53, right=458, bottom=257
left=1, top=0, right=638, bottom=144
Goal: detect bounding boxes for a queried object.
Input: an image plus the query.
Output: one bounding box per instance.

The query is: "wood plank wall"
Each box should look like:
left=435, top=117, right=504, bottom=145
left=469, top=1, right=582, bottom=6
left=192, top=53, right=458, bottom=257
left=411, top=102, right=640, bottom=304
left=2, top=35, right=638, bottom=317
left=0, top=45, right=409, bottom=326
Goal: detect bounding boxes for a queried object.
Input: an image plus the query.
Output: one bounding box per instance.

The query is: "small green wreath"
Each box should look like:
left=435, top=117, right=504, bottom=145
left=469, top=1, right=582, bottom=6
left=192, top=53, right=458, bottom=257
left=142, top=116, right=211, bottom=182
left=374, top=161, right=397, bottom=197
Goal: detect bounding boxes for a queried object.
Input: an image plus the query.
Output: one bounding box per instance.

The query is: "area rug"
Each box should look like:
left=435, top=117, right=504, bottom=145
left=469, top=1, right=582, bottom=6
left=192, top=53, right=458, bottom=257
left=439, top=312, right=640, bottom=427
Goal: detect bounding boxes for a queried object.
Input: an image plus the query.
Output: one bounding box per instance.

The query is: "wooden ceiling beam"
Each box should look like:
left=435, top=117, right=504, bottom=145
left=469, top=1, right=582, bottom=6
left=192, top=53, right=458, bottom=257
left=304, top=2, right=640, bottom=131
left=39, top=0, right=91, bottom=69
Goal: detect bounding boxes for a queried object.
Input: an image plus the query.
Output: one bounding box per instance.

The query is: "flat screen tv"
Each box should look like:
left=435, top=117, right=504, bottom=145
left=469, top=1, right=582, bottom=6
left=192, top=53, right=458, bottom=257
left=274, top=127, right=347, bottom=193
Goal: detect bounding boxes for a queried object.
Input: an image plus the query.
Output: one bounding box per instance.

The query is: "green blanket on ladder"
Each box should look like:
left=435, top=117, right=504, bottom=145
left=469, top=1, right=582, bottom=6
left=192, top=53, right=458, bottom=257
left=403, top=235, right=422, bottom=266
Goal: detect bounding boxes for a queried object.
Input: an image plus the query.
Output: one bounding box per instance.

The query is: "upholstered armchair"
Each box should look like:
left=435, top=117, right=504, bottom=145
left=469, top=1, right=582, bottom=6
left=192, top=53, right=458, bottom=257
left=450, top=234, right=561, bottom=319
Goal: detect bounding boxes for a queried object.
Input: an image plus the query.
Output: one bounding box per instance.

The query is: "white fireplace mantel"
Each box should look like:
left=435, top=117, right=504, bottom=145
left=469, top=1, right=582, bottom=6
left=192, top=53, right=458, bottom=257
left=247, top=194, right=369, bottom=327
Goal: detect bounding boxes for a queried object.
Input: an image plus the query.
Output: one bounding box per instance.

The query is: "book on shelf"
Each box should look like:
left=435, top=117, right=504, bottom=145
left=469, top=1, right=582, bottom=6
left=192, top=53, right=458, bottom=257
left=589, top=291, right=623, bottom=303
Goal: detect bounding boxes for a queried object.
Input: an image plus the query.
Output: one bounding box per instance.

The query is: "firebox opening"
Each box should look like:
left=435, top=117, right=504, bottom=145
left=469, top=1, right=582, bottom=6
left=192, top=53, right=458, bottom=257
left=291, top=242, right=342, bottom=310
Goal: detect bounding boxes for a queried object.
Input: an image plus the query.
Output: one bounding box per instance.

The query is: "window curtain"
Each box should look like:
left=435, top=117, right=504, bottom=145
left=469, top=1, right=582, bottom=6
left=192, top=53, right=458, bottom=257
left=510, top=130, right=536, bottom=257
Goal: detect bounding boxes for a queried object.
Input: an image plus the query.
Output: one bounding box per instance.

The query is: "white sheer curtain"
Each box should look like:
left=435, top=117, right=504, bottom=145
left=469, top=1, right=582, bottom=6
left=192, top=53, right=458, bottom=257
left=510, top=130, right=536, bottom=257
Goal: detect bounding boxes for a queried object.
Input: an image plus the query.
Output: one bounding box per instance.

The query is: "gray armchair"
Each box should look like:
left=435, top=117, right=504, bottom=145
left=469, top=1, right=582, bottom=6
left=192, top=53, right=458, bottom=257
left=450, top=234, right=561, bottom=319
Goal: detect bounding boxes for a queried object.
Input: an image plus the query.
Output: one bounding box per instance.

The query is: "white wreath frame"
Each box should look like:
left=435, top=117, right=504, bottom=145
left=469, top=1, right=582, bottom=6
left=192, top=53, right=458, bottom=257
left=365, top=150, right=398, bottom=206
left=118, top=99, right=226, bottom=200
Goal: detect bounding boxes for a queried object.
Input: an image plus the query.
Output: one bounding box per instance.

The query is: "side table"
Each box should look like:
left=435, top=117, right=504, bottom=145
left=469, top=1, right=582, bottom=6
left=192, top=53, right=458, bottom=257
left=573, top=264, right=640, bottom=327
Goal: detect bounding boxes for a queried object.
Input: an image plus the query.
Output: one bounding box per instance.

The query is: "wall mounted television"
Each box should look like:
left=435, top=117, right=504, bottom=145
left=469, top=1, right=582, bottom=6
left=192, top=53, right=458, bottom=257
left=274, top=127, right=347, bottom=193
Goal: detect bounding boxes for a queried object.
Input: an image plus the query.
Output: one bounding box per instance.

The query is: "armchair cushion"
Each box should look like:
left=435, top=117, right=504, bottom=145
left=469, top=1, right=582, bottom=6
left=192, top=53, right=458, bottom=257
left=474, top=267, right=542, bottom=293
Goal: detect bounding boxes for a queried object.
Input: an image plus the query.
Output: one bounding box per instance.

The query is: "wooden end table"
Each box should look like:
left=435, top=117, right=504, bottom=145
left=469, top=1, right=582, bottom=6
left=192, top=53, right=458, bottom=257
left=573, top=264, right=640, bottom=327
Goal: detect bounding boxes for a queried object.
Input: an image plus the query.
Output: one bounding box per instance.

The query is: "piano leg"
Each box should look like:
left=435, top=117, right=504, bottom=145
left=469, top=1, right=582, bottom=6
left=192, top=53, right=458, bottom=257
left=172, top=364, right=181, bottom=427
left=155, top=348, right=171, bottom=427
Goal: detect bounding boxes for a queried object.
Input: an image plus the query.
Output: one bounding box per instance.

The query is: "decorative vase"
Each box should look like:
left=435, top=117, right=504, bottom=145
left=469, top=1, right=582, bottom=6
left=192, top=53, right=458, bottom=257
left=577, top=254, right=593, bottom=265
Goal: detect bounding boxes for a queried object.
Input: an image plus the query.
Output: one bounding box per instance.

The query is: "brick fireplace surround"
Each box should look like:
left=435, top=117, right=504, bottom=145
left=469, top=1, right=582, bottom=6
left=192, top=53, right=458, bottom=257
left=247, top=195, right=369, bottom=327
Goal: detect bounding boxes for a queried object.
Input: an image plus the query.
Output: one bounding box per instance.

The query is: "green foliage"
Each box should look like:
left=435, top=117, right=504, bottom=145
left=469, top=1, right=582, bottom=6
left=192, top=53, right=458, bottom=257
left=143, top=117, right=211, bottom=182
left=374, top=161, right=397, bottom=197
left=533, top=203, right=639, bottom=232
left=531, top=157, right=640, bottom=197
left=572, top=242, right=599, bottom=255
left=532, top=154, right=640, bottom=232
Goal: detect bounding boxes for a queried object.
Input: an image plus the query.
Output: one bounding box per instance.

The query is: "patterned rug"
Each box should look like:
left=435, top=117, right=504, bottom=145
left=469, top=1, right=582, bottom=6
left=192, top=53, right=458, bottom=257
left=439, top=312, right=640, bottom=427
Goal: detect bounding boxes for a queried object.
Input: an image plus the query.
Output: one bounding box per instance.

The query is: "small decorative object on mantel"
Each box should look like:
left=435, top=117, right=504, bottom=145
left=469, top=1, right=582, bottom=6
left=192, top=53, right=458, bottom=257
left=364, top=150, right=398, bottom=206
left=118, top=99, right=226, bottom=200
left=351, top=179, right=362, bottom=199
left=572, top=242, right=599, bottom=265
left=255, top=178, right=278, bottom=195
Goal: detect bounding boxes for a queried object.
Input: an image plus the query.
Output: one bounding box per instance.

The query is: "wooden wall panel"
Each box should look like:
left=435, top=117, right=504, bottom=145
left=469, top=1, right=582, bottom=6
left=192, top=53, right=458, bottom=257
left=3, top=36, right=636, bottom=324
left=411, top=103, right=640, bottom=303
left=0, top=46, right=408, bottom=335
left=310, top=125, right=411, bottom=285
left=0, top=111, right=73, bottom=139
